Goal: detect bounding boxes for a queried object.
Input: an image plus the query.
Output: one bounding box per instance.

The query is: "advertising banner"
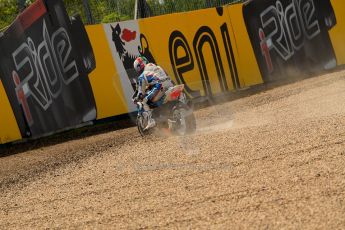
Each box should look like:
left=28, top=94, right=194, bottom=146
left=0, top=0, right=96, bottom=138
left=243, top=0, right=337, bottom=82
left=101, top=6, right=263, bottom=102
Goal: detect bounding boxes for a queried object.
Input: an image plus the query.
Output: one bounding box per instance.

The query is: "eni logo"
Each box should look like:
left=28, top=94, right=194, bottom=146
left=169, top=7, right=240, bottom=97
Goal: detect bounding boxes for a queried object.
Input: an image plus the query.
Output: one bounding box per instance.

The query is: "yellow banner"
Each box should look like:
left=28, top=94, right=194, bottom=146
left=0, top=79, right=21, bottom=144
left=139, top=4, right=263, bottom=97
left=86, top=25, right=129, bottom=119
left=330, top=0, right=345, bottom=65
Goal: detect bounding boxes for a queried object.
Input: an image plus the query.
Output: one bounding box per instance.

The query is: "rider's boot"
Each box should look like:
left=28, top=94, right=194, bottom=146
left=142, top=101, right=156, bottom=130
left=144, top=111, right=156, bottom=130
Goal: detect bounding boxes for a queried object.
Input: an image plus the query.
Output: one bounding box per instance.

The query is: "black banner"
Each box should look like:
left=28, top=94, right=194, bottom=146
left=0, top=0, right=96, bottom=138
left=243, top=0, right=337, bottom=82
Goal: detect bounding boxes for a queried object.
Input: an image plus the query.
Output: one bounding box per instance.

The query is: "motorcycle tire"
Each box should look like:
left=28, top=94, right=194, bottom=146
left=172, top=105, right=196, bottom=136
left=136, top=116, right=153, bottom=137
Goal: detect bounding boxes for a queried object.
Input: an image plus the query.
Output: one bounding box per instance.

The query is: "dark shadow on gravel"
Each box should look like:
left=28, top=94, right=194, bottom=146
left=0, top=115, right=136, bottom=158
left=0, top=115, right=137, bottom=192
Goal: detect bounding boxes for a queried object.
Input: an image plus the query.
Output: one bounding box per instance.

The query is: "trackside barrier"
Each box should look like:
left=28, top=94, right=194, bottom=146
left=0, top=0, right=344, bottom=144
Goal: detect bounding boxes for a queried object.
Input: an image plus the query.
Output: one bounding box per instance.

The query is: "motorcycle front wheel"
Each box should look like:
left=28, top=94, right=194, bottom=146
left=137, top=115, right=153, bottom=137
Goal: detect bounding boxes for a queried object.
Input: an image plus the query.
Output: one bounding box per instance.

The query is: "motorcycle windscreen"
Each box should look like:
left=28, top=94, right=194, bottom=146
left=242, top=0, right=337, bottom=82
left=0, top=0, right=96, bottom=138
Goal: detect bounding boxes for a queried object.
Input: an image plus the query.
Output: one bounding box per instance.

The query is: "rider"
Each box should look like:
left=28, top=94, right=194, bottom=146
left=133, top=56, right=174, bottom=130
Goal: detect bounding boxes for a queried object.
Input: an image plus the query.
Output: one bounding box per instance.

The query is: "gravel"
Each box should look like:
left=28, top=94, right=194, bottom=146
left=1, top=70, right=345, bottom=229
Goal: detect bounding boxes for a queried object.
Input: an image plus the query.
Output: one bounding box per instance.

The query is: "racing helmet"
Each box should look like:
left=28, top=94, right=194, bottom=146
left=133, top=57, right=146, bottom=74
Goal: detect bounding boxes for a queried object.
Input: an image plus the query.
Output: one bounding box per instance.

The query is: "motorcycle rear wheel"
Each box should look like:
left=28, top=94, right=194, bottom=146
left=172, top=106, right=196, bottom=136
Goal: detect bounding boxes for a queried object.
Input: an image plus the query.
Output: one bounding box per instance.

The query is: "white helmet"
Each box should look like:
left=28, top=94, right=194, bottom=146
left=133, top=57, right=146, bottom=74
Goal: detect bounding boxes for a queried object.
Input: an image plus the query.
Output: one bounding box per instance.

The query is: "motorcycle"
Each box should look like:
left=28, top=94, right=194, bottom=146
left=132, top=84, right=196, bottom=136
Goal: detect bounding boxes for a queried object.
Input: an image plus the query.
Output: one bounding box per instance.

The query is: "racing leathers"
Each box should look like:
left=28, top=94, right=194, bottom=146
left=137, top=63, right=174, bottom=129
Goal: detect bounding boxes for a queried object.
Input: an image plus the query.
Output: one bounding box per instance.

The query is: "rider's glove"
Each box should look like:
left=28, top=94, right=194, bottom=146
left=138, top=93, right=144, bottom=100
